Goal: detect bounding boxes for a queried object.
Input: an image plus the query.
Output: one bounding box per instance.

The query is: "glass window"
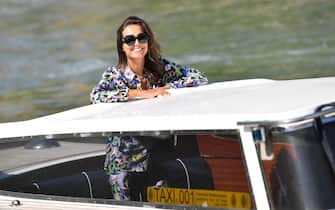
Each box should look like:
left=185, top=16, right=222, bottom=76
left=0, top=131, right=254, bottom=209
left=260, top=115, right=335, bottom=210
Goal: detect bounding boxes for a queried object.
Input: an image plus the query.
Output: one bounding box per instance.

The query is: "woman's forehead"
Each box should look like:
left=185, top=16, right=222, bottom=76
left=122, top=24, right=143, bottom=36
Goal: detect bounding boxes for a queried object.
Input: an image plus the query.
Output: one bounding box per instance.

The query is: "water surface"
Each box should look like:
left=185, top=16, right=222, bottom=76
left=1, top=0, right=335, bottom=122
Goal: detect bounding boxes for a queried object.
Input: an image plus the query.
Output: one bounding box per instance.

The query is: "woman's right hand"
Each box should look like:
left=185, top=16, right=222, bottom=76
left=128, top=85, right=171, bottom=99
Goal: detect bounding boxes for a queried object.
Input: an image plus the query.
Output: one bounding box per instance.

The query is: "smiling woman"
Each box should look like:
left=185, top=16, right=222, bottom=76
left=90, top=15, right=208, bottom=201
left=90, top=16, right=208, bottom=103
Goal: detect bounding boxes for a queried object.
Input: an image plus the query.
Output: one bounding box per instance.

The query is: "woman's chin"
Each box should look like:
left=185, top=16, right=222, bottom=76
left=130, top=53, right=147, bottom=59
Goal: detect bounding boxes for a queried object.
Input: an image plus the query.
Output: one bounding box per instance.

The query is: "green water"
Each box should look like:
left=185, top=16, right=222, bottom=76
left=0, top=0, right=335, bottom=122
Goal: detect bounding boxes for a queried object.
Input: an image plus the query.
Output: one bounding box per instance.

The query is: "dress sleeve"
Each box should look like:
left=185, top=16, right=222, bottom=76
left=90, top=66, right=129, bottom=103
left=160, top=58, right=208, bottom=88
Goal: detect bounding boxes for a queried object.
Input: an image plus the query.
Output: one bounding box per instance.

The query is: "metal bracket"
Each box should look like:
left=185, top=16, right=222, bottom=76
left=251, top=127, right=274, bottom=160
left=260, top=141, right=274, bottom=160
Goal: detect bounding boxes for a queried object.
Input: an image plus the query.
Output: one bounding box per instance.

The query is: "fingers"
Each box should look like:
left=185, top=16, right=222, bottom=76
left=142, top=86, right=171, bottom=98
left=158, top=90, right=170, bottom=96
left=152, top=86, right=170, bottom=97
left=155, top=89, right=170, bottom=96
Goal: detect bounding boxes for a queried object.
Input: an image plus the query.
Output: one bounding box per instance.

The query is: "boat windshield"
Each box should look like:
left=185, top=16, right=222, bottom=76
left=0, top=130, right=255, bottom=210
left=260, top=114, right=335, bottom=210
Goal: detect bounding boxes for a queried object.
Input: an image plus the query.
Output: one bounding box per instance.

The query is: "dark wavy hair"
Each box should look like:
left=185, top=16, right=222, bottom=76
left=116, top=16, right=164, bottom=81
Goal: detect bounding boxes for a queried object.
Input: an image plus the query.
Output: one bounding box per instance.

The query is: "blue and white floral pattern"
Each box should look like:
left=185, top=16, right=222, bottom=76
left=90, top=57, right=208, bottom=103
left=90, top=57, right=208, bottom=200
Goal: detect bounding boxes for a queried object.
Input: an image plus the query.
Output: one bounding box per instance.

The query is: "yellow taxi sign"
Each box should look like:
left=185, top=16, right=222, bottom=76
left=147, top=187, right=252, bottom=209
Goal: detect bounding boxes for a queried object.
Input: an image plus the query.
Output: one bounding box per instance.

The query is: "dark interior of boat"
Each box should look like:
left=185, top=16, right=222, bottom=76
left=2, top=124, right=335, bottom=210
left=0, top=135, right=232, bottom=201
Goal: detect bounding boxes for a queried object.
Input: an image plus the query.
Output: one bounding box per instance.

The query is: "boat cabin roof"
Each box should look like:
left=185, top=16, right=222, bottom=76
left=0, top=77, right=334, bottom=138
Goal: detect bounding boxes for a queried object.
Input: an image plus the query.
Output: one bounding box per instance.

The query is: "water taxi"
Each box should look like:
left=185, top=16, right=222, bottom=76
left=0, top=77, right=334, bottom=210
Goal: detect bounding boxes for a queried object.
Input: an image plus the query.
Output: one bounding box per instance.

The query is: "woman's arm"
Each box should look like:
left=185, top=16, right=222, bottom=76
left=160, top=58, right=208, bottom=88
left=90, top=67, right=129, bottom=103
left=90, top=67, right=171, bottom=103
left=128, top=85, right=171, bottom=99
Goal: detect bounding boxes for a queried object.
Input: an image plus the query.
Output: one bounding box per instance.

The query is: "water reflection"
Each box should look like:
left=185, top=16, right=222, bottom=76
left=0, top=0, right=335, bottom=122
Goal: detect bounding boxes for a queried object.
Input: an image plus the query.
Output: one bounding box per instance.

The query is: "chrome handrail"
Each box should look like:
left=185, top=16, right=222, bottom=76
left=237, top=102, right=335, bottom=128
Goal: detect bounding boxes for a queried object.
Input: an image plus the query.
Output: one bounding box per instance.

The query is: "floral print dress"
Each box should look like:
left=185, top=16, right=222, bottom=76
left=90, top=57, right=208, bottom=200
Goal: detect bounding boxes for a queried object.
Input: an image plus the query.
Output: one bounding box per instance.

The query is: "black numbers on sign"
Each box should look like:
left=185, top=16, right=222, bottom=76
left=178, top=190, right=194, bottom=204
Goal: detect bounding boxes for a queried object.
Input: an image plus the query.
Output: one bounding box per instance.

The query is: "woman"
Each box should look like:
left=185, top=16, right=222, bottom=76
left=90, top=16, right=208, bottom=200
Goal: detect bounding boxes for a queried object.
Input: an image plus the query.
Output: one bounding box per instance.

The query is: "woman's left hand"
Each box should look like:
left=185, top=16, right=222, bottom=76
left=128, top=85, right=171, bottom=99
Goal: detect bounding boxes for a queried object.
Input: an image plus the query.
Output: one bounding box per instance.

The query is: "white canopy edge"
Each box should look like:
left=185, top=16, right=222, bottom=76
left=0, top=77, right=334, bottom=139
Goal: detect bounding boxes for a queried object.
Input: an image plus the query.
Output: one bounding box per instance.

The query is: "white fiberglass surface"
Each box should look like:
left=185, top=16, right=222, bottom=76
left=0, top=77, right=334, bottom=139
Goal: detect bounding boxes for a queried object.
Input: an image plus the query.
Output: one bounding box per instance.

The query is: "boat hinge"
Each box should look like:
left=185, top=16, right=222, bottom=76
left=251, top=126, right=274, bottom=160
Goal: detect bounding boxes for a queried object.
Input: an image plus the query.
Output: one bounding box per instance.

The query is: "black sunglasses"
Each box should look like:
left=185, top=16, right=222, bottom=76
left=122, top=33, right=149, bottom=46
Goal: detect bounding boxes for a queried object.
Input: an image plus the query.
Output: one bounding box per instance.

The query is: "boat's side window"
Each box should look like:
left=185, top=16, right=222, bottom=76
left=0, top=133, right=255, bottom=209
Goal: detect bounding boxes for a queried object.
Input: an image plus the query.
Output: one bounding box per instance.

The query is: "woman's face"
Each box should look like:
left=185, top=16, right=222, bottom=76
left=122, top=24, right=148, bottom=61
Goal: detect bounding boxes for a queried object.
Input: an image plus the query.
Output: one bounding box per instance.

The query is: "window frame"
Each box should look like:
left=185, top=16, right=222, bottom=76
left=0, top=129, right=263, bottom=210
